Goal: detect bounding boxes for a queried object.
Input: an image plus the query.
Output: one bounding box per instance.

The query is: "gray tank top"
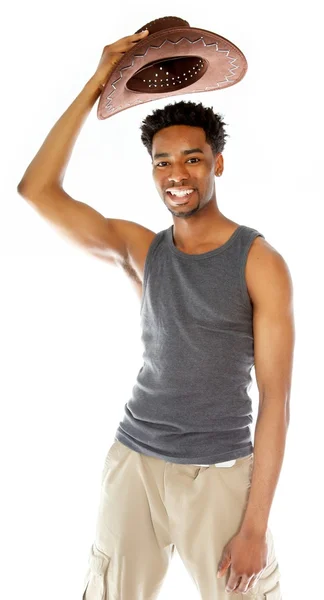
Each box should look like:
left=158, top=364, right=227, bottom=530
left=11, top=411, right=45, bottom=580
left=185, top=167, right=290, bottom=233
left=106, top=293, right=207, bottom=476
left=115, top=223, right=265, bottom=464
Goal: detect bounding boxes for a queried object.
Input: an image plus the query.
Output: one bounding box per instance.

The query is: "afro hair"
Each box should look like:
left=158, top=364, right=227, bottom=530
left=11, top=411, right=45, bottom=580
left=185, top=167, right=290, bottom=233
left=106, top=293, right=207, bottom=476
left=140, top=100, right=229, bottom=159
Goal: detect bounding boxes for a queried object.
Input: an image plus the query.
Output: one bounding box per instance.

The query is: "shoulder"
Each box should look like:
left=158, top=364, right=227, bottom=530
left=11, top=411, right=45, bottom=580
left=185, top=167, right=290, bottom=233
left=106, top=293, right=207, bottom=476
left=245, top=234, right=294, bottom=309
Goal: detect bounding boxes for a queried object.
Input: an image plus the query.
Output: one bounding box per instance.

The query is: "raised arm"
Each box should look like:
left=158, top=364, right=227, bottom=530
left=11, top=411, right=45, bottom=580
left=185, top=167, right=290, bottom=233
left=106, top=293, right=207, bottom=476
left=17, top=30, right=150, bottom=264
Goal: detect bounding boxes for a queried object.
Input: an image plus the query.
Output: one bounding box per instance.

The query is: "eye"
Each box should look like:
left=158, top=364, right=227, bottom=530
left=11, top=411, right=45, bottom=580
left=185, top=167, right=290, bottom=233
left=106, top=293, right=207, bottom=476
left=155, top=158, right=201, bottom=167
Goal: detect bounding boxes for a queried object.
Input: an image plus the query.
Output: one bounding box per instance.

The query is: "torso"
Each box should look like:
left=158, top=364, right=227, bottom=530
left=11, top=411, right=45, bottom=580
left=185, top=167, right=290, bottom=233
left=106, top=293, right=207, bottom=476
left=118, top=222, right=267, bottom=305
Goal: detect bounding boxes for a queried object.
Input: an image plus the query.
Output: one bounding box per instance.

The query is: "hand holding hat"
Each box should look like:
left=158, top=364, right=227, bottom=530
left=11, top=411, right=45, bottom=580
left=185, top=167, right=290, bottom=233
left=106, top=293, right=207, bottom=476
left=93, top=29, right=149, bottom=91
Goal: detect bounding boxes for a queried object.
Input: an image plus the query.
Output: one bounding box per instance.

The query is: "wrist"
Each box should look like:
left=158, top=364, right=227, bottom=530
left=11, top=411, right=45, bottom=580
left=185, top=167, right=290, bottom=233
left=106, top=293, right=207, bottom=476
left=239, top=522, right=268, bottom=538
left=85, top=75, right=106, bottom=96
left=88, top=69, right=114, bottom=93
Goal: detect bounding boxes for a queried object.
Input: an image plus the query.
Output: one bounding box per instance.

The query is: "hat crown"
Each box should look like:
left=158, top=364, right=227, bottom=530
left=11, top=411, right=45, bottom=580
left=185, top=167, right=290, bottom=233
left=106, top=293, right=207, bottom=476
left=135, top=16, right=190, bottom=36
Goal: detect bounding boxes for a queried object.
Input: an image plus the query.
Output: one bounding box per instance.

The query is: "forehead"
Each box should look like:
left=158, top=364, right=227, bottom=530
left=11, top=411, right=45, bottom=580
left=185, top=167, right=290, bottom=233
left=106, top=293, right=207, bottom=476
left=152, top=125, right=207, bottom=153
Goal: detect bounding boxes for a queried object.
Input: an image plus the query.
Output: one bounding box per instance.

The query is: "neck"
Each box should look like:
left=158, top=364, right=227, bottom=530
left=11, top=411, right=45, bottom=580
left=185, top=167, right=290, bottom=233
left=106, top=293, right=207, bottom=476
left=172, top=204, right=237, bottom=250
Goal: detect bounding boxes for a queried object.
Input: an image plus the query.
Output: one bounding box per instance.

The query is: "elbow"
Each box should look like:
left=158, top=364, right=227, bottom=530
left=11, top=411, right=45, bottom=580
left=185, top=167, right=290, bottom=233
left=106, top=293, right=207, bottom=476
left=17, top=180, right=42, bottom=200
left=17, top=180, right=30, bottom=197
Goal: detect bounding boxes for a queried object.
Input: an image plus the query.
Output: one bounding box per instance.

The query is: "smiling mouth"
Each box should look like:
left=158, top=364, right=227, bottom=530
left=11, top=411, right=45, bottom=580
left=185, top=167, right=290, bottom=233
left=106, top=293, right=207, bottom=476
left=166, top=190, right=196, bottom=204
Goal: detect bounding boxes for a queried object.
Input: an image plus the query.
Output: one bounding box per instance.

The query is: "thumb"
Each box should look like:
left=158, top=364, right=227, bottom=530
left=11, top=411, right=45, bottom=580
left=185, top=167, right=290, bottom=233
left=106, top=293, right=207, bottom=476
left=217, top=552, right=231, bottom=578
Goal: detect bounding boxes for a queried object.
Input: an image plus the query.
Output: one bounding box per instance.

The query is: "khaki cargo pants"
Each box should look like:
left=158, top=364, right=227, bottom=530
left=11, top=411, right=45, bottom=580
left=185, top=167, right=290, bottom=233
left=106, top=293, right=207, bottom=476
left=82, top=439, right=281, bottom=599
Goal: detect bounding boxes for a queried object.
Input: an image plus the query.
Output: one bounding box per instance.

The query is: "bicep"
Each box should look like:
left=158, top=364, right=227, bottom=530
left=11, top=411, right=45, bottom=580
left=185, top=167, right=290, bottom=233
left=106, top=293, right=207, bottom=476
left=18, top=184, right=127, bottom=262
left=247, top=242, right=295, bottom=411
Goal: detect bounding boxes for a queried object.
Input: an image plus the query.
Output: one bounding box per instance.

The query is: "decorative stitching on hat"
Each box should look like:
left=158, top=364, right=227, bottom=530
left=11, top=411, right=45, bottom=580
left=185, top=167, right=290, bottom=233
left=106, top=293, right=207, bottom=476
left=101, top=37, right=240, bottom=113
left=137, top=16, right=189, bottom=33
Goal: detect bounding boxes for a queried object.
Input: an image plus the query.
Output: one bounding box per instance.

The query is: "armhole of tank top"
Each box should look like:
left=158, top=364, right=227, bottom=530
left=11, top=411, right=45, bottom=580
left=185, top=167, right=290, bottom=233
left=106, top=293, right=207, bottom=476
left=139, top=230, right=163, bottom=314
left=239, top=231, right=265, bottom=310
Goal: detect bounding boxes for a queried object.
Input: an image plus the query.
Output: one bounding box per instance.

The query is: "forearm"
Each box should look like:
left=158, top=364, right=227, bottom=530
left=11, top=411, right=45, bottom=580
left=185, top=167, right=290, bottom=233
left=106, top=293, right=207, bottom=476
left=239, top=401, right=289, bottom=536
left=18, top=76, right=103, bottom=192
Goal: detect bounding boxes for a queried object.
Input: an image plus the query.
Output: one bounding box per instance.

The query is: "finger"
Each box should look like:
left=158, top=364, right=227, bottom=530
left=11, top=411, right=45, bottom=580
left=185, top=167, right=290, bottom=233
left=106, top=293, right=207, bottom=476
left=117, top=31, right=148, bottom=50
left=225, top=574, right=240, bottom=593
left=130, top=30, right=149, bottom=40
left=234, top=575, right=254, bottom=593
left=247, top=574, right=260, bottom=591
left=114, top=32, right=149, bottom=53
left=130, top=33, right=149, bottom=44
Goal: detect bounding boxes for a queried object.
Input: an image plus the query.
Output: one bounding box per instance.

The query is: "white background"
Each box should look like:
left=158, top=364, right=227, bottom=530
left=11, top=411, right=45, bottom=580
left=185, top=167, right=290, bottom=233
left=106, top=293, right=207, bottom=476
left=2, top=1, right=323, bottom=598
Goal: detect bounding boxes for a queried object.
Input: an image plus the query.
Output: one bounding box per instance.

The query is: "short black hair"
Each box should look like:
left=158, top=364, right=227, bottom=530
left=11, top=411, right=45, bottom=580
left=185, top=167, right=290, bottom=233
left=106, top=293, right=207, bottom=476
left=140, top=100, right=229, bottom=159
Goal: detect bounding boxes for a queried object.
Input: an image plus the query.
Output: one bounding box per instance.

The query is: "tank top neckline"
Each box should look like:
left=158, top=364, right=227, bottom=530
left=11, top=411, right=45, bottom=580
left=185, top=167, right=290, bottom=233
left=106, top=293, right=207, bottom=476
left=166, top=224, right=246, bottom=260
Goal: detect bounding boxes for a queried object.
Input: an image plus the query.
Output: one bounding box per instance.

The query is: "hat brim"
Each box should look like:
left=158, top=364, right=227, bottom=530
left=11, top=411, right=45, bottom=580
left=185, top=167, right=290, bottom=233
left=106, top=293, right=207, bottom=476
left=97, top=27, right=248, bottom=120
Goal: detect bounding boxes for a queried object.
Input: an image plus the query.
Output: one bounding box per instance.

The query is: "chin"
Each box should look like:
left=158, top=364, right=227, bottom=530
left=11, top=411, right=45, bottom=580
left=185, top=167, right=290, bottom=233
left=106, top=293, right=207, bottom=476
left=169, top=205, right=200, bottom=218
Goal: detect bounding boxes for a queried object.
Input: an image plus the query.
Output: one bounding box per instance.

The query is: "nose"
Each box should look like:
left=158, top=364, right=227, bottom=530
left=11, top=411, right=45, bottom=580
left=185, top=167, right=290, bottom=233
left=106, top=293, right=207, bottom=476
left=167, top=164, right=190, bottom=183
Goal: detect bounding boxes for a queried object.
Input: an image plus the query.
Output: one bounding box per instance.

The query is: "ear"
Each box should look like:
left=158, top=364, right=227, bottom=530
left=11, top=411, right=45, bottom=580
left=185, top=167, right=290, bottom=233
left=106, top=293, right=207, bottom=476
left=214, top=152, right=224, bottom=176
left=217, top=153, right=224, bottom=170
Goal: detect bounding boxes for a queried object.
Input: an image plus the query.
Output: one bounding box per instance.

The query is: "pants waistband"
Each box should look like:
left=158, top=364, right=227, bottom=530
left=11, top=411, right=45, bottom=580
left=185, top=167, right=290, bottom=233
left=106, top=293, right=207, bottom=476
left=194, top=459, right=237, bottom=468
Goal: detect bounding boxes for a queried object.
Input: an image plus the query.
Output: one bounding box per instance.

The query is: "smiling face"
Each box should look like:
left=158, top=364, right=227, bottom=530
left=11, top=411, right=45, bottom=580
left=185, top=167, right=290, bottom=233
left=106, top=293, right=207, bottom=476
left=151, top=125, right=223, bottom=219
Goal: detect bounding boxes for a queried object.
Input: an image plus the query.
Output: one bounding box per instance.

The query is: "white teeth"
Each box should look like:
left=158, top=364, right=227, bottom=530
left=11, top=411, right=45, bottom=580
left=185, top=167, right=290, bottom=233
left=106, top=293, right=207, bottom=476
left=168, top=189, right=194, bottom=197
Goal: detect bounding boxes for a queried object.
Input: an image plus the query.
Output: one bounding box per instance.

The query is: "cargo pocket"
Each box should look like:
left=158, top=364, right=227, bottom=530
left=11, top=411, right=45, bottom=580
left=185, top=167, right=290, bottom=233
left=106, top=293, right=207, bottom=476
left=261, top=561, right=281, bottom=599
left=82, top=544, right=110, bottom=600
left=246, top=561, right=281, bottom=599
left=263, top=580, right=281, bottom=599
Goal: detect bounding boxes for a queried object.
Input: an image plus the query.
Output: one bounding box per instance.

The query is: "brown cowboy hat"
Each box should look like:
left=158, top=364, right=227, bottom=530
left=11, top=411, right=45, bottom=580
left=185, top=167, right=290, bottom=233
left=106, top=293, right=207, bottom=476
left=97, top=16, right=248, bottom=120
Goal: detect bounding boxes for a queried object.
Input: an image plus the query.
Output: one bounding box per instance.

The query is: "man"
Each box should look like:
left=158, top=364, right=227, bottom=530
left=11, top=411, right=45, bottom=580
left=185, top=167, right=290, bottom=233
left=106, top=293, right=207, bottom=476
left=17, top=31, right=294, bottom=599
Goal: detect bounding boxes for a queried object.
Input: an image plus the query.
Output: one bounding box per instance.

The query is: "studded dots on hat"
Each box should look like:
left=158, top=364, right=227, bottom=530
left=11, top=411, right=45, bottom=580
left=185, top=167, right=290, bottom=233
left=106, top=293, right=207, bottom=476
left=129, top=57, right=207, bottom=92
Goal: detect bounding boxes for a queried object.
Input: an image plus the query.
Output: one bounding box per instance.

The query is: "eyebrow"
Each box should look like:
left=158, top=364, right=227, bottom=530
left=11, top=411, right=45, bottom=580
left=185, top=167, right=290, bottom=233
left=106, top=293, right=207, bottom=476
left=153, top=148, right=204, bottom=160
